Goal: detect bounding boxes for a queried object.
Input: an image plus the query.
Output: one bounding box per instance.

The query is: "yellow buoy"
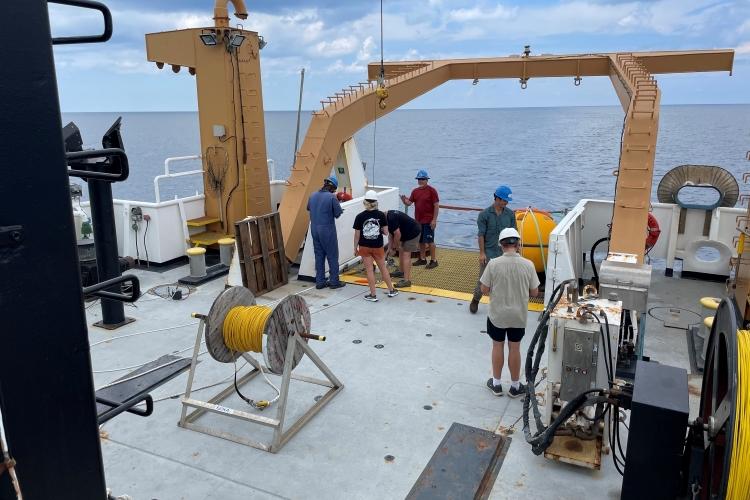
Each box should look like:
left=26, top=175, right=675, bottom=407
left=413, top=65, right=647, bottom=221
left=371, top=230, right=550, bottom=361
left=516, top=208, right=556, bottom=273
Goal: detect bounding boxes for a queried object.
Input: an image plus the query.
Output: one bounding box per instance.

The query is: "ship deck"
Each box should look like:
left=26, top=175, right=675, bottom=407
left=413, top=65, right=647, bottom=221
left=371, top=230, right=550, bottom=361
left=90, top=255, right=721, bottom=499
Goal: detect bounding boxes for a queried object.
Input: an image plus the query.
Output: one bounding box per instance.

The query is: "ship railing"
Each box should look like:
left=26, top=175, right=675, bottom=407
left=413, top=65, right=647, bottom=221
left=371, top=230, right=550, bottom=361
left=154, top=156, right=280, bottom=203
left=154, top=155, right=203, bottom=203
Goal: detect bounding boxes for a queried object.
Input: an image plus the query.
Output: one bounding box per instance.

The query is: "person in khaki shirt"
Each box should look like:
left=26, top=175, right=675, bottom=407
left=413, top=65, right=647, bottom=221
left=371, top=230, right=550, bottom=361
left=480, top=228, right=540, bottom=398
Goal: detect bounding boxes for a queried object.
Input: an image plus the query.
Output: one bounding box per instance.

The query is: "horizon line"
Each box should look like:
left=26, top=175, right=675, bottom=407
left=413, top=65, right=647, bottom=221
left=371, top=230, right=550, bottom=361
left=62, top=102, right=750, bottom=113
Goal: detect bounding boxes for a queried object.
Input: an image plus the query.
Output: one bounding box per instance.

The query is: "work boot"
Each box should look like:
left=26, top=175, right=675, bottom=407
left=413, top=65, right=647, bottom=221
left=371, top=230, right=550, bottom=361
left=316, top=281, right=330, bottom=290
left=425, top=260, right=438, bottom=269
left=413, top=258, right=427, bottom=266
left=394, top=279, right=412, bottom=288
left=391, top=270, right=404, bottom=278
left=469, top=299, right=479, bottom=313
left=329, top=282, right=346, bottom=289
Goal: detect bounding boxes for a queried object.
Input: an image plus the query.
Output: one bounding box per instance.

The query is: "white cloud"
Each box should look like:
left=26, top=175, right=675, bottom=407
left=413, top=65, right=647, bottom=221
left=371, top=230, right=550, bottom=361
left=55, top=47, right=159, bottom=75
left=447, top=5, right=516, bottom=22
left=313, top=36, right=359, bottom=57
left=736, top=41, right=750, bottom=58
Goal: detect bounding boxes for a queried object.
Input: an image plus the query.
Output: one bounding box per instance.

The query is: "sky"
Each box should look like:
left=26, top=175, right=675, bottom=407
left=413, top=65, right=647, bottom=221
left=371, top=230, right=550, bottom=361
left=49, top=0, right=750, bottom=111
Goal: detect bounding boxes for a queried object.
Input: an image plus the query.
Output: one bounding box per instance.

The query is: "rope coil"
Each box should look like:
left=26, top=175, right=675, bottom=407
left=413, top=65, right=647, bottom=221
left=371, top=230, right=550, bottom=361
left=223, top=305, right=272, bottom=353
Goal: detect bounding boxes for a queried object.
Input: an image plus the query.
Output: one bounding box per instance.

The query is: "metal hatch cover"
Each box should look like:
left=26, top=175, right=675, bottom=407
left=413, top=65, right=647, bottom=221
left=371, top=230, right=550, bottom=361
left=406, top=422, right=511, bottom=500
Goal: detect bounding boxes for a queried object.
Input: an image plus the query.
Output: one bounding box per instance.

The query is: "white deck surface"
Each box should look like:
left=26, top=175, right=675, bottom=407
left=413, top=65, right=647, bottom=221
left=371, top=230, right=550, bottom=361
left=88, top=260, right=722, bottom=499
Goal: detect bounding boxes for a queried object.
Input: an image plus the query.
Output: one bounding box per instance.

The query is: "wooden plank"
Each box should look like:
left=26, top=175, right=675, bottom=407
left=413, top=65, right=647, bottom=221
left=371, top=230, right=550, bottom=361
left=258, top=216, right=274, bottom=289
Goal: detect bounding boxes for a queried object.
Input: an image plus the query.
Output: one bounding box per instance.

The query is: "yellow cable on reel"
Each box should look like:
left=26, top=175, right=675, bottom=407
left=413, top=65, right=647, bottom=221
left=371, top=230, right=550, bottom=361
left=222, top=305, right=277, bottom=409
left=727, top=330, right=750, bottom=498
left=223, top=305, right=273, bottom=353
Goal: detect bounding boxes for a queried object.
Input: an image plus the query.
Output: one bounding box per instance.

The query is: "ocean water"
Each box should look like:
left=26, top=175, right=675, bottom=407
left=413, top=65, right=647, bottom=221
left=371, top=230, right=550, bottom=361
left=62, top=106, right=750, bottom=248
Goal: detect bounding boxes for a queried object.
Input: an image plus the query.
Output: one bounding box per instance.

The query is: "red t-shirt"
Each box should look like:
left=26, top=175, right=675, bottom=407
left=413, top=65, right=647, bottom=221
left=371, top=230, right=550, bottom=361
left=409, top=185, right=439, bottom=223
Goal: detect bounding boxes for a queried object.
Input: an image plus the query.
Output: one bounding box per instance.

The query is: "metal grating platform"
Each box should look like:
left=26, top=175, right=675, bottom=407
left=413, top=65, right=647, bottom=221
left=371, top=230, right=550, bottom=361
left=341, top=247, right=544, bottom=310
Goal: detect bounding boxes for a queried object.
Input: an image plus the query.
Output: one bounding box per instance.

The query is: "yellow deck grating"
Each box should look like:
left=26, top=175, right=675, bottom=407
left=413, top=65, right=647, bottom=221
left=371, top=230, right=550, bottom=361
left=340, top=247, right=544, bottom=312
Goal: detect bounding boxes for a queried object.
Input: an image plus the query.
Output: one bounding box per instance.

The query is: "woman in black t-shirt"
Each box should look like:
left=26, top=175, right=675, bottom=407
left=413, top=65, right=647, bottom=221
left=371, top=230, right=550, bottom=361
left=353, top=191, right=399, bottom=302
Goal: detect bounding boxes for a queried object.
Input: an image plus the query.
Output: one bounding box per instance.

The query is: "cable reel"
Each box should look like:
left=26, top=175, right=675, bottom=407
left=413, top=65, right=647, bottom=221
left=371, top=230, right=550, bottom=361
left=180, top=286, right=342, bottom=453
left=694, top=298, right=748, bottom=498
left=204, top=286, right=312, bottom=374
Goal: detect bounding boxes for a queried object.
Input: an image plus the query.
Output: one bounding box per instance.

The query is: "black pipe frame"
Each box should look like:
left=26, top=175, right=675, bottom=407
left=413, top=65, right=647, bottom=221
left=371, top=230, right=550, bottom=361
left=0, top=1, right=108, bottom=497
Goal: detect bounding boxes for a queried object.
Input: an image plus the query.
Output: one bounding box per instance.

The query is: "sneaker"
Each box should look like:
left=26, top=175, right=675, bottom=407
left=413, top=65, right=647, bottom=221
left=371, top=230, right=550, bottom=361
left=508, top=383, right=527, bottom=399
left=364, top=294, right=379, bottom=302
left=391, top=270, right=404, bottom=278
left=413, top=259, right=428, bottom=266
left=469, top=299, right=479, bottom=314
left=425, top=260, right=439, bottom=269
left=394, top=279, right=412, bottom=288
left=315, top=282, right=330, bottom=290
left=329, top=282, right=346, bottom=289
left=486, top=378, right=503, bottom=397
left=386, top=289, right=399, bottom=297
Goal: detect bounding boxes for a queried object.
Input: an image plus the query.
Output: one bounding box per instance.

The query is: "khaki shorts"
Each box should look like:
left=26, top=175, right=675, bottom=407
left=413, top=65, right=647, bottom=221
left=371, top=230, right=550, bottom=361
left=401, top=235, right=420, bottom=252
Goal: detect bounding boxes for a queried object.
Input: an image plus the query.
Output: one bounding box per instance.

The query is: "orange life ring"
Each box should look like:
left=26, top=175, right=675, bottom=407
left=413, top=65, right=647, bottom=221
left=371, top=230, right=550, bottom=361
left=646, top=213, right=661, bottom=250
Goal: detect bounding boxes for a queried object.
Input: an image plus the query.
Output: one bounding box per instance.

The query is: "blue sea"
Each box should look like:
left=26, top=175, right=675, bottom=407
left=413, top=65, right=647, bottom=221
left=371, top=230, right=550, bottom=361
left=63, top=106, right=750, bottom=248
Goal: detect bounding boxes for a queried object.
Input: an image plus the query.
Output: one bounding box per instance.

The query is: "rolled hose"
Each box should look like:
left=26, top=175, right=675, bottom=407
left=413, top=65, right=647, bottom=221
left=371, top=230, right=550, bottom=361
left=521, top=278, right=611, bottom=455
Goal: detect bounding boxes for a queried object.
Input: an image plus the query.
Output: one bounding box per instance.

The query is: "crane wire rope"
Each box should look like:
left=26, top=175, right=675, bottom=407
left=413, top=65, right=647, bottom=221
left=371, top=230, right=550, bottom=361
left=371, top=0, right=385, bottom=187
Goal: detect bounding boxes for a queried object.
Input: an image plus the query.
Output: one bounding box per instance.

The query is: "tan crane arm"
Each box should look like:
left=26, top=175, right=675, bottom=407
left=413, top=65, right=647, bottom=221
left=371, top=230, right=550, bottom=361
left=280, top=50, right=733, bottom=262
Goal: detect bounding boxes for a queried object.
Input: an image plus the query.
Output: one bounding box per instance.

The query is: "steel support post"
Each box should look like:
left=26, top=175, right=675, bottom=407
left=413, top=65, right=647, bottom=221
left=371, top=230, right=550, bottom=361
left=0, top=1, right=108, bottom=497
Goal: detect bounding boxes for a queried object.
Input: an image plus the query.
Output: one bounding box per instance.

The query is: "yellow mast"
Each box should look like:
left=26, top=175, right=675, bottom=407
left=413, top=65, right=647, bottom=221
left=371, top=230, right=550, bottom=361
left=145, top=0, right=270, bottom=244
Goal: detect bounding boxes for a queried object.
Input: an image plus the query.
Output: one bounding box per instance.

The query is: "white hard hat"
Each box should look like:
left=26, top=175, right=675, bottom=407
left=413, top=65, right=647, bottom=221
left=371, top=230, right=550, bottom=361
left=499, top=227, right=521, bottom=243
left=365, top=190, right=378, bottom=201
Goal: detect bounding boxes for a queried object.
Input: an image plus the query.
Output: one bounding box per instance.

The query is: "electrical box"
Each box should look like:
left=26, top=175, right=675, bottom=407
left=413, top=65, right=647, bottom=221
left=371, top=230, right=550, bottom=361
left=622, top=361, right=689, bottom=499
left=560, top=327, right=599, bottom=402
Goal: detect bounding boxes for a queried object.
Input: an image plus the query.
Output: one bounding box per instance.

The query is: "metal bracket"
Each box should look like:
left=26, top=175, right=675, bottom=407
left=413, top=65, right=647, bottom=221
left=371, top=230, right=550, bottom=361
left=0, top=225, right=24, bottom=247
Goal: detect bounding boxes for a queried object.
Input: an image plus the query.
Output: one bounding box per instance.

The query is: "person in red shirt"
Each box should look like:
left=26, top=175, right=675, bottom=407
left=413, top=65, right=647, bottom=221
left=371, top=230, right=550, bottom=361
left=400, top=169, right=439, bottom=268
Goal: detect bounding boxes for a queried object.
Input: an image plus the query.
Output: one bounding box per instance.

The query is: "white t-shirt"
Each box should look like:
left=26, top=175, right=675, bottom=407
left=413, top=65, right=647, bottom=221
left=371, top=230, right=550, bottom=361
left=480, top=252, right=540, bottom=328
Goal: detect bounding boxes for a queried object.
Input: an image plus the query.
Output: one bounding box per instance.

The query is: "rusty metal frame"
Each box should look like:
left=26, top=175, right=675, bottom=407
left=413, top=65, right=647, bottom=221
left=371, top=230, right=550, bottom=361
left=279, top=49, right=733, bottom=262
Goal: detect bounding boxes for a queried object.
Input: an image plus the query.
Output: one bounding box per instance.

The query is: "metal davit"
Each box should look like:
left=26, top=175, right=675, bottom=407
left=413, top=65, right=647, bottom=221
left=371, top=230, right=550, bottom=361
left=279, top=50, right=734, bottom=262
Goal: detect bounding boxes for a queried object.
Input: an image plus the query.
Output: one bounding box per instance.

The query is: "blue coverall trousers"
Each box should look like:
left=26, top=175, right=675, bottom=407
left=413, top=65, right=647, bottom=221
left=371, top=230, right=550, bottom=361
left=311, top=224, right=340, bottom=286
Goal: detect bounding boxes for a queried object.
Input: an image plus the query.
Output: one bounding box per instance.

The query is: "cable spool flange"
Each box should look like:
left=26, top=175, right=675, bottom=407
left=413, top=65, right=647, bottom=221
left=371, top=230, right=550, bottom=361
left=698, top=298, right=739, bottom=498
left=206, top=286, right=256, bottom=363
left=205, top=287, right=311, bottom=374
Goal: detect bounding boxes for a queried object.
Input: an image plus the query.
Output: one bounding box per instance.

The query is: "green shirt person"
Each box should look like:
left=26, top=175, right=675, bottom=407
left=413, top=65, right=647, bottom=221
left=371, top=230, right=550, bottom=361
left=470, top=185, right=516, bottom=314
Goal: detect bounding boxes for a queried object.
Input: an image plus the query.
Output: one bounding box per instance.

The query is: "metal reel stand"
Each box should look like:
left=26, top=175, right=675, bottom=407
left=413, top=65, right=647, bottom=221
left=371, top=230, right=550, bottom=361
left=178, top=286, right=343, bottom=453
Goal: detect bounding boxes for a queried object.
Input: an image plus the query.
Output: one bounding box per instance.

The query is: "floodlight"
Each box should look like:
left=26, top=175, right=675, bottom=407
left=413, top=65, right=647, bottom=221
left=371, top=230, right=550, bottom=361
left=228, top=33, right=245, bottom=48
left=258, top=35, right=267, bottom=50
left=200, top=33, right=217, bottom=46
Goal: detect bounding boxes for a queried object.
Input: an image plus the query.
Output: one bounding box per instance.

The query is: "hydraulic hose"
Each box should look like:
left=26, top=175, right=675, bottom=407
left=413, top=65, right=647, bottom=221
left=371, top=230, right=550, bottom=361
left=521, top=278, right=615, bottom=455
left=590, top=237, right=609, bottom=288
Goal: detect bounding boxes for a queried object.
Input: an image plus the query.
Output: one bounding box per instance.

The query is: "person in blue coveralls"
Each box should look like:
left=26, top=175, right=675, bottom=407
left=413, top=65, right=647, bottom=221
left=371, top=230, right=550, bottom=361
left=307, top=176, right=347, bottom=290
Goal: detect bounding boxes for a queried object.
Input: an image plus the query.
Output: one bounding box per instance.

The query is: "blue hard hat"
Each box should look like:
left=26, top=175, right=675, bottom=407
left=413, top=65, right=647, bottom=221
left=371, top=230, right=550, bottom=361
left=415, top=169, right=430, bottom=180
left=494, top=185, right=512, bottom=202
left=325, top=176, right=338, bottom=189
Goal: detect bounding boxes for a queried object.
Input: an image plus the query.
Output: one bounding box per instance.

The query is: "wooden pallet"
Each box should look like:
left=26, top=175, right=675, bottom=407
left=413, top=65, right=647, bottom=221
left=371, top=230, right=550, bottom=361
left=234, top=212, right=288, bottom=295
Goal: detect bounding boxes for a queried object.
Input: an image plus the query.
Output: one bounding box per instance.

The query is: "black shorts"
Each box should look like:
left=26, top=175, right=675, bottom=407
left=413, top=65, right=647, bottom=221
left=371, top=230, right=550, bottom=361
left=486, top=318, right=525, bottom=343
left=420, top=224, right=434, bottom=244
